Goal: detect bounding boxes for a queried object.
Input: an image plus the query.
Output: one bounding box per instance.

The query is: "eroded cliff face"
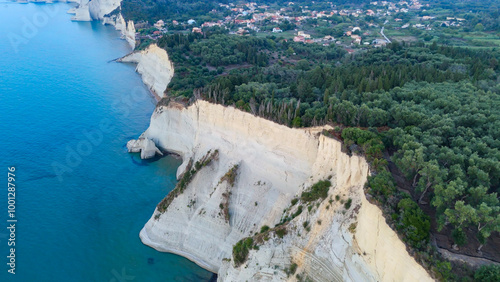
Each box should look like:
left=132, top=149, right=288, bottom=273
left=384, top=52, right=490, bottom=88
left=119, top=44, right=174, bottom=97
left=137, top=100, right=433, bottom=282
left=68, top=0, right=120, bottom=21
left=67, top=0, right=136, bottom=48
left=102, top=13, right=136, bottom=48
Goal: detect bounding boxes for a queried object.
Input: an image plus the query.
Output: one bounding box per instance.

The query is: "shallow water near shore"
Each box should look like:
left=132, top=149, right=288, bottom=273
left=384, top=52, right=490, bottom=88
left=0, top=2, right=214, bottom=281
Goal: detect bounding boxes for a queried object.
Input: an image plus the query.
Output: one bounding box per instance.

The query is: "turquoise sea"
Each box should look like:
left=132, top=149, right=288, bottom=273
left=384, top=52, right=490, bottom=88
left=0, top=2, right=214, bottom=281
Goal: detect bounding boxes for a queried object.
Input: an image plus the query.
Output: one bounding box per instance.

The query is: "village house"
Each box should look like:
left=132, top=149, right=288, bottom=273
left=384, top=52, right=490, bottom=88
left=323, top=35, right=335, bottom=41
left=351, top=34, right=362, bottom=44
left=236, top=28, right=248, bottom=36
left=293, top=36, right=305, bottom=42
left=154, top=20, right=164, bottom=29
left=272, top=27, right=283, bottom=33
left=373, top=38, right=388, bottom=47
left=297, top=31, right=311, bottom=39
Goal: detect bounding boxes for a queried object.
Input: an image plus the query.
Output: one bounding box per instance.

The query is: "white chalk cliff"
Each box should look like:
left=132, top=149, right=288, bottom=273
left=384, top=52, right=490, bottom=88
left=67, top=0, right=136, bottom=48
left=68, top=0, right=120, bottom=21
left=126, top=138, right=163, bottom=159
left=102, top=13, right=136, bottom=48
left=136, top=99, right=433, bottom=282
left=119, top=44, right=175, bottom=98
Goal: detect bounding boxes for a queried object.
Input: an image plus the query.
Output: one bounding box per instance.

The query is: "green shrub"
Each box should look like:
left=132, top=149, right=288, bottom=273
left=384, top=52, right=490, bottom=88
left=232, top=237, right=254, bottom=267
left=292, top=205, right=303, bottom=218
left=434, top=260, right=452, bottom=281
left=302, top=221, right=309, bottom=229
left=451, top=228, right=468, bottom=246
left=366, top=170, right=396, bottom=200
left=275, top=227, right=287, bottom=239
left=285, top=262, right=298, bottom=276
left=341, top=128, right=377, bottom=145
left=301, top=180, right=331, bottom=202
left=474, top=264, right=500, bottom=282
left=344, top=198, right=352, bottom=209
left=348, top=223, right=357, bottom=233
left=396, top=198, right=430, bottom=249
left=260, top=225, right=270, bottom=233
left=221, top=164, right=239, bottom=187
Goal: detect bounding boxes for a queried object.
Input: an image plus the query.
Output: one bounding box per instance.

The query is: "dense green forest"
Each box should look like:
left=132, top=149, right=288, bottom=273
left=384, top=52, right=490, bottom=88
left=122, top=0, right=499, bottom=280
left=151, top=27, right=500, bottom=279
left=121, top=0, right=226, bottom=22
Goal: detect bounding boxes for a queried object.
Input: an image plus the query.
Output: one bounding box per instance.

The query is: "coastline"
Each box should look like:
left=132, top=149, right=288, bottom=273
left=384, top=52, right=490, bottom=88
left=140, top=227, right=219, bottom=273
left=135, top=99, right=433, bottom=281
left=23, top=1, right=433, bottom=280
left=0, top=3, right=219, bottom=281
left=118, top=44, right=174, bottom=98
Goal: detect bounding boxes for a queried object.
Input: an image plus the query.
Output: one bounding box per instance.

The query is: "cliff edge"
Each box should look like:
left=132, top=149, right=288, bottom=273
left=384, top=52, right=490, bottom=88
left=66, top=0, right=136, bottom=48
left=137, top=100, right=433, bottom=281
left=67, top=0, right=120, bottom=21
left=119, top=44, right=174, bottom=98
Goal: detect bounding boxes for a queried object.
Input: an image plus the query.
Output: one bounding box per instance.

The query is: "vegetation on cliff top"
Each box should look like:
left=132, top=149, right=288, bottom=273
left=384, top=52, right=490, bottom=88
left=124, top=0, right=499, bottom=278
left=156, top=36, right=498, bottom=280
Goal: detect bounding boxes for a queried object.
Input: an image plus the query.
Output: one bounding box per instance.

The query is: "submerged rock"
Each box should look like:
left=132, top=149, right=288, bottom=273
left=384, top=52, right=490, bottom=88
left=127, top=138, right=163, bottom=159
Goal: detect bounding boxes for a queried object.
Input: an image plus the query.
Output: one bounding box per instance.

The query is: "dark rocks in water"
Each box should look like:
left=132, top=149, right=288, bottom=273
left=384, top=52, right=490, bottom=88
left=208, top=273, right=218, bottom=282
left=148, top=258, right=155, bottom=265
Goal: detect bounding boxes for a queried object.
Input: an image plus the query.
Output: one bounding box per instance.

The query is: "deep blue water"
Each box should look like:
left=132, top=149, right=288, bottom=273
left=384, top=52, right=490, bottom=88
left=0, top=2, right=213, bottom=281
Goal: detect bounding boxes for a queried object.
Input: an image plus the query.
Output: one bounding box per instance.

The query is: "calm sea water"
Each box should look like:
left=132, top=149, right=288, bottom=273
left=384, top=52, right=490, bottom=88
left=0, top=2, right=213, bottom=281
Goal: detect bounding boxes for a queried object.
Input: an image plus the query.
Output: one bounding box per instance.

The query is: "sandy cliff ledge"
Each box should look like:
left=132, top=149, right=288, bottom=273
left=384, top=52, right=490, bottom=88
left=137, top=100, right=433, bottom=281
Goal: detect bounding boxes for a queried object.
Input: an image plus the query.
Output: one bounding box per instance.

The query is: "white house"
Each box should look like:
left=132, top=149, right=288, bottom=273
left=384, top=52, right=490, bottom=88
left=154, top=20, right=165, bottom=29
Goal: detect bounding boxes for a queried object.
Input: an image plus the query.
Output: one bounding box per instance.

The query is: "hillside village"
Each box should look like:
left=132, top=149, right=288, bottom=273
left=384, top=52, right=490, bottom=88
left=116, top=1, right=500, bottom=281
left=128, top=0, right=481, bottom=52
